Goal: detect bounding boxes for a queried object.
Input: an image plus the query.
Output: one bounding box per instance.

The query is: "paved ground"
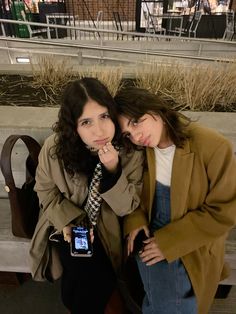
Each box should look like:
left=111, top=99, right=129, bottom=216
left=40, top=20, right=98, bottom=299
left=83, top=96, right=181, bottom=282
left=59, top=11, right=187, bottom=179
left=0, top=277, right=235, bottom=314
left=0, top=278, right=65, bottom=314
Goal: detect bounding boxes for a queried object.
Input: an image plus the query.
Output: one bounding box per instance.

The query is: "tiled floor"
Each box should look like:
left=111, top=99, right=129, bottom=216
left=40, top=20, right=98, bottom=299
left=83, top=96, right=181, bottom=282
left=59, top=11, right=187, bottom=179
left=0, top=278, right=236, bottom=314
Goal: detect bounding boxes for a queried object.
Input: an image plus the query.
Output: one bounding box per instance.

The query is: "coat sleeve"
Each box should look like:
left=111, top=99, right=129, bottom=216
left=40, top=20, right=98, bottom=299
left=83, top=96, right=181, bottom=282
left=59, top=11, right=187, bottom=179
left=100, top=149, right=144, bottom=217
left=29, top=211, right=63, bottom=282
left=122, top=207, right=148, bottom=238
left=122, top=162, right=151, bottom=237
left=34, top=137, right=86, bottom=232
left=157, top=139, right=236, bottom=263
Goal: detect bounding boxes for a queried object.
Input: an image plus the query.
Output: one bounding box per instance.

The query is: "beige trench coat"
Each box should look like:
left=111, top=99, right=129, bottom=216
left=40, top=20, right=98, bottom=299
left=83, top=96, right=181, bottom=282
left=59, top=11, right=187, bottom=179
left=29, top=134, right=144, bottom=281
left=124, top=122, right=236, bottom=314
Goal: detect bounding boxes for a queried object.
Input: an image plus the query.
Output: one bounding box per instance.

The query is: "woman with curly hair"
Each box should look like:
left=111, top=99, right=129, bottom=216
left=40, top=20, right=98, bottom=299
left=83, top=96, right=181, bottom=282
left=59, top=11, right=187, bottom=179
left=114, top=86, right=236, bottom=314
left=29, top=78, right=144, bottom=314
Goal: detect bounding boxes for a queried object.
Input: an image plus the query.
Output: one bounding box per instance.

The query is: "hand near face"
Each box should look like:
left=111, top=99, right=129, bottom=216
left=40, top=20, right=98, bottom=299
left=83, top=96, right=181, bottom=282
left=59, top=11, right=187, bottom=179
left=98, top=142, right=119, bottom=173
left=139, top=237, right=165, bottom=265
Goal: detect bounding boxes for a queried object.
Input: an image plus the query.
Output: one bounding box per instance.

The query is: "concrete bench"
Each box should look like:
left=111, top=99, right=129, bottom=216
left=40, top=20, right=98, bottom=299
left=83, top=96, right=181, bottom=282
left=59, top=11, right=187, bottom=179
left=0, top=200, right=235, bottom=285
left=0, top=199, right=30, bottom=273
left=0, top=107, right=236, bottom=285
left=221, top=227, right=236, bottom=285
left=0, top=106, right=54, bottom=280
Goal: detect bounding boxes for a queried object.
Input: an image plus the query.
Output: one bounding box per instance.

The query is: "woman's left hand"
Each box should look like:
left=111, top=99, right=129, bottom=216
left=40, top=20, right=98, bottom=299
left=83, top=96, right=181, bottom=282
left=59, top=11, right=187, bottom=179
left=63, top=224, right=73, bottom=243
left=90, top=228, right=94, bottom=243
left=140, top=237, right=165, bottom=266
left=98, top=142, right=119, bottom=173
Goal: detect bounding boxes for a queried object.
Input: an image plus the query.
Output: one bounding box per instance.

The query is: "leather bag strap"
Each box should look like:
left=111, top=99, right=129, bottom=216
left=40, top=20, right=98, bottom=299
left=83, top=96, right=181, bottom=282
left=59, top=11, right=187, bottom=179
left=0, top=135, right=41, bottom=191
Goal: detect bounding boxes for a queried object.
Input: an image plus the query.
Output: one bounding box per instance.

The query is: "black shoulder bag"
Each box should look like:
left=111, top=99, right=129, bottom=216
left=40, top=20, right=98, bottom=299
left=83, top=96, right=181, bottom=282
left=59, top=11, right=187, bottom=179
left=0, top=135, right=41, bottom=239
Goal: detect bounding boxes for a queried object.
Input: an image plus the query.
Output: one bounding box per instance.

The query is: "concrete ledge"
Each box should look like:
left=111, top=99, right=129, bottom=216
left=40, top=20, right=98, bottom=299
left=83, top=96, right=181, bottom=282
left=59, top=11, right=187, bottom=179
left=0, top=106, right=56, bottom=198
left=0, top=106, right=235, bottom=144
left=0, top=106, right=58, bottom=129
left=183, top=111, right=236, bottom=151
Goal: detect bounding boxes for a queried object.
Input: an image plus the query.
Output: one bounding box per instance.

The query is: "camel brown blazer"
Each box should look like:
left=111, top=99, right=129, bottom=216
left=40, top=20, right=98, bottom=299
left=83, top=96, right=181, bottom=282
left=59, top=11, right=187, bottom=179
left=124, top=122, right=236, bottom=314
left=29, top=134, right=144, bottom=281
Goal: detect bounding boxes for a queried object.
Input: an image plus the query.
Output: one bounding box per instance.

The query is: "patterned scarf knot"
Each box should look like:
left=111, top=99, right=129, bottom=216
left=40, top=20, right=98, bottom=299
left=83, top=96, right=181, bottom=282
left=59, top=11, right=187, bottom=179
left=84, top=162, right=102, bottom=226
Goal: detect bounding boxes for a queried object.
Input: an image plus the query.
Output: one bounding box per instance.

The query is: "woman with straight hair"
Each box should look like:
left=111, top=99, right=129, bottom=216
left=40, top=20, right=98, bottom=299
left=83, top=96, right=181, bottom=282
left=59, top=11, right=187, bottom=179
left=114, top=86, right=236, bottom=314
left=29, top=78, right=144, bottom=314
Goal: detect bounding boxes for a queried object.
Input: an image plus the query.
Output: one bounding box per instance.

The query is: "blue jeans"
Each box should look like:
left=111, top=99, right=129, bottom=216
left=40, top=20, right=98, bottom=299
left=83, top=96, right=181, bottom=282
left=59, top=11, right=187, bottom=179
left=136, top=181, right=197, bottom=314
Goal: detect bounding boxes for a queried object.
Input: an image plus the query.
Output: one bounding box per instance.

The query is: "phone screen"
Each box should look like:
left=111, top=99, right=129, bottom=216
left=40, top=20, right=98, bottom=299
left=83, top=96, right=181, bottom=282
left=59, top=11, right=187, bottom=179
left=70, top=226, right=93, bottom=257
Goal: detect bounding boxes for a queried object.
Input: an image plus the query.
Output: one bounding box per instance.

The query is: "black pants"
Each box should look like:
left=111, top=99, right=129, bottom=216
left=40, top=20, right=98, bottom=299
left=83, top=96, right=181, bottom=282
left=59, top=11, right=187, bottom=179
left=56, top=232, right=116, bottom=314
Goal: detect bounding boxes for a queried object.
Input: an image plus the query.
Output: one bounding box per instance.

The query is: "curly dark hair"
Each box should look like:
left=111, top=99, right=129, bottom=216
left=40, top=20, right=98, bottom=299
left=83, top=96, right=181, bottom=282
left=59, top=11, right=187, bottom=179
left=53, top=77, right=119, bottom=175
left=114, top=86, right=191, bottom=149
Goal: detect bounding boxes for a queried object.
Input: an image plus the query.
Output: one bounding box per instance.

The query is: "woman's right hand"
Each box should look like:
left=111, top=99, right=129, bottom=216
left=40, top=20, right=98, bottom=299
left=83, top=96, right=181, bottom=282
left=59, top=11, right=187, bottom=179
left=98, top=142, right=119, bottom=173
left=63, top=224, right=95, bottom=244
left=127, top=225, right=150, bottom=256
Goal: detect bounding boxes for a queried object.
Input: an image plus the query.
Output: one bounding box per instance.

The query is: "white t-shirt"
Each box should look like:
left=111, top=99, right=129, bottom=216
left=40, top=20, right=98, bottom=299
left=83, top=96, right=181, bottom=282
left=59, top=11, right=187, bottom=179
left=154, top=144, right=176, bottom=186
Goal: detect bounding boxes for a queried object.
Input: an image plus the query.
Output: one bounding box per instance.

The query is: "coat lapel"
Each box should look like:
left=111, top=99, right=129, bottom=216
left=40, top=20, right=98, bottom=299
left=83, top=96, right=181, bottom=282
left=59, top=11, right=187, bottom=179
left=146, top=141, right=194, bottom=222
left=146, top=147, right=156, bottom=221
left=171, top=140, right=194, bottom=220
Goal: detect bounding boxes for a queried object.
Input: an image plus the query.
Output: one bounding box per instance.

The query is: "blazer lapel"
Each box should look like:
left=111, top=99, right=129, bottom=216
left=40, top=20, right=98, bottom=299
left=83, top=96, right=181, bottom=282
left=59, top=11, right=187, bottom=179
left=171, top=140, right=194, bottom=220
left=146, top=147, right=156, bottom=221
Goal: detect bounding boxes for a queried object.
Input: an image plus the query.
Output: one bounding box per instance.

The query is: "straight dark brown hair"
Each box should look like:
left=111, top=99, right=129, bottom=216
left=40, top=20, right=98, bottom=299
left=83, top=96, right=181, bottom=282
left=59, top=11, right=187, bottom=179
left=114, top=86, right=191, bottom=149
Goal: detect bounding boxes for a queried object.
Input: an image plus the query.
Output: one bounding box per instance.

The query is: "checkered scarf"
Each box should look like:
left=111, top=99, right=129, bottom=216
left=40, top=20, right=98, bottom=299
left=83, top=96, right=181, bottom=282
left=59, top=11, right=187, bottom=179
left=84, top=162, right=102, bottom=226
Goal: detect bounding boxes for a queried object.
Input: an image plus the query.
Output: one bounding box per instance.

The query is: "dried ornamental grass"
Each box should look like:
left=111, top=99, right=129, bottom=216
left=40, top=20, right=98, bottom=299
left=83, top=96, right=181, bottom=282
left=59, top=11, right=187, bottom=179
left=78, top=66, right=123, bottom=96
left=31, top=56, right=74, bottom=94
left=176, top=63, right=236, bottom=111
left=29, top=58, right=236, bottom=111
left=135, top=62, right=236, bottom=112
left=31, top=60, right=123, bottom=106
left=135, top=62, right=181, bottom=102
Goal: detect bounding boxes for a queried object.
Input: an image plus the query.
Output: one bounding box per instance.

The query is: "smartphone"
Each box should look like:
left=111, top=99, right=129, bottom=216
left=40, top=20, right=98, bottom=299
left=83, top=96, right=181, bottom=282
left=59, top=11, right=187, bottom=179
left=70, top=226, right=93, bottom=257
left=133, top=230, right=148, bottom=254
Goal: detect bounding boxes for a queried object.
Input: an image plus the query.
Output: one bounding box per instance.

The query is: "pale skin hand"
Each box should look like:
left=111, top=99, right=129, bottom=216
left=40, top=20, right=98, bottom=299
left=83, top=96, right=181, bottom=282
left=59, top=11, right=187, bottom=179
left=127, top=225, right=150, bottom=256
left=140, top=237, right=165, bottom=266
left=62, top=224, right=94, bottom=244
left=62, top=224, right=73, bottom=243
left=98, top=142, right=119, bottom=173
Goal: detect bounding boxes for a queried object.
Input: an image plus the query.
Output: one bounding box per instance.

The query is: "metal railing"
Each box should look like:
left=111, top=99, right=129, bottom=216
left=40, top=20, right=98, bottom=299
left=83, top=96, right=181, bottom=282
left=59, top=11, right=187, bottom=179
left=1, top=17, right=236, bottom=44
left=0, top=18, right=236, bottom=66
